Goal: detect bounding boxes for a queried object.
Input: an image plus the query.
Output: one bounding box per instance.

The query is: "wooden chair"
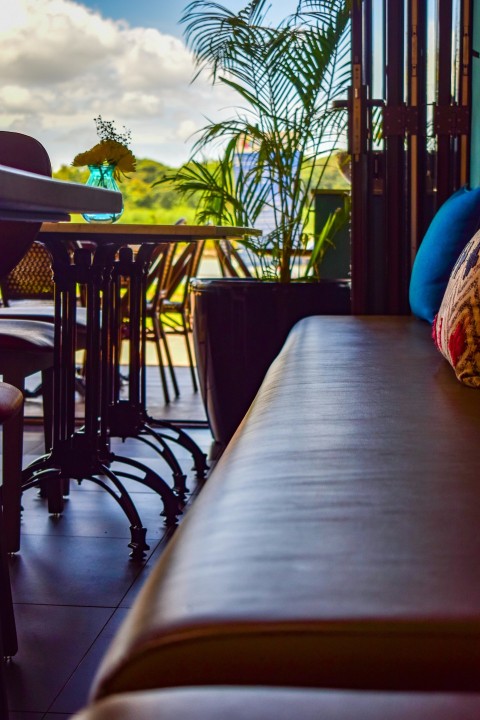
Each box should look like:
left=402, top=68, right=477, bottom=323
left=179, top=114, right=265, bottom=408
left=158, top=240, right=206, bottom=393
left=119, top=242, right=178, bottom=405
left=0, top=131, right=62, bottom=553
left=1, top=240, right=55, bottom=306
left=0, top=239, right=88, bottom=400
left=0, top=240, right=59, bottom=404
left=144, top=243, right=178, bottom=403
left=0, top=382, right=24, bottom=720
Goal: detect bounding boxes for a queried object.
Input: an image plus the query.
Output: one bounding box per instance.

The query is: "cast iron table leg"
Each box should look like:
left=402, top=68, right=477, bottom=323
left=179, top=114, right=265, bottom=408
left=108, top=244, right=209, bottom=487
left=21, top=240, right=181, bottom=559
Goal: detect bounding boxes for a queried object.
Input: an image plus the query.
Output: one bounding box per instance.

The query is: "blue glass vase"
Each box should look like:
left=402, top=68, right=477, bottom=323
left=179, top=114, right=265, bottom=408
left=82, top=164, right=123, bottom=223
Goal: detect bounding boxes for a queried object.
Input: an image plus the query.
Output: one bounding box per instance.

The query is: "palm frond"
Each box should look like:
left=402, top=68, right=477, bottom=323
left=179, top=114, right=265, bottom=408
left=165, top=0, right=352, bottom=281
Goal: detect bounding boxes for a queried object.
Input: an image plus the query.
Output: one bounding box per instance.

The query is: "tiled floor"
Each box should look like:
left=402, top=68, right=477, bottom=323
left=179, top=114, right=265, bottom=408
left=4, top=366, right=213, bottom=719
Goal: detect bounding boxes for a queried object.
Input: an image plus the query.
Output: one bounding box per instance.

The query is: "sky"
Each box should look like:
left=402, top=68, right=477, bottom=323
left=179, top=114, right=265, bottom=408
left=0, top=0, right=298, bottom=170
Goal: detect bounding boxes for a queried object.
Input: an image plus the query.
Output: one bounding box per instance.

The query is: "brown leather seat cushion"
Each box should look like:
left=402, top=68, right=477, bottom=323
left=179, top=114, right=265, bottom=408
left=0, top=319, right=55, bottom=350
left=92, top=316, right=480, bottom=697
left=0, top=382, right=23, bottom=423
left=74, top=687, right=480, bottom=720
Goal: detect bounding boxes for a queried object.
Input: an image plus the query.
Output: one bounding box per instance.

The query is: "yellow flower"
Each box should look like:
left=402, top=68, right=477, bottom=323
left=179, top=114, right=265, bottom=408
left=72, top=139, right=136, bottom=182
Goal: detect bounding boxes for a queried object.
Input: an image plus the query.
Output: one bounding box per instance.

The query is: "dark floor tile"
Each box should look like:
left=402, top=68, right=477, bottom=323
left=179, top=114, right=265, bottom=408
left=10, top=713, right=44, bottom=720
left=9, top=534, right=148, bottom=606
left=147, top=403, right=207, bottom=423
left=19, top=482, right=172, bottom=543
left=49, top=607, right=130, bottom=715
left=6, top=604, right=113, bottom=713
left=119, top=527, right=175, bottom=608
left=22, top=440, right=46, bottom=457
left=142, top=368, right=207, bottom=423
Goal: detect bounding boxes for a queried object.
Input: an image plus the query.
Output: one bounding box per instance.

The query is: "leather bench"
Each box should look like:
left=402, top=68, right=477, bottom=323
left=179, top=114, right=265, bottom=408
left=73, top=687, right=480, bottom=720
left=76, top=316, right=480, bottom=714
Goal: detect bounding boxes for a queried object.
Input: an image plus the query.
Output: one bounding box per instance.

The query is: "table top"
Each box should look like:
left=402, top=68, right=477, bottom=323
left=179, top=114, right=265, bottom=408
left=0, top=164, right=122, bottom=223
left=39, top=222, right=261, bottom=243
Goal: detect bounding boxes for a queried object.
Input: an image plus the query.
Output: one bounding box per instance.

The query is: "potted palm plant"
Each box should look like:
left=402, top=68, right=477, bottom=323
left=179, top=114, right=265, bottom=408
left=159, top=0, right=351, bottom=453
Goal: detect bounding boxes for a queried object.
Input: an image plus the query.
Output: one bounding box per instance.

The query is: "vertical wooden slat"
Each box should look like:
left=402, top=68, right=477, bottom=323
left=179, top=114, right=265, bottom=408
left=384, top=0, right=407, bottom=312
left=458, top=0, right=473, bottom=185
left=350, top=0, right=369, bottom=314
left=436, top=0, right=454, bottom=206
left=407, top=0, right=428, bottom=260
left=363, top=0, right=378, bottom=313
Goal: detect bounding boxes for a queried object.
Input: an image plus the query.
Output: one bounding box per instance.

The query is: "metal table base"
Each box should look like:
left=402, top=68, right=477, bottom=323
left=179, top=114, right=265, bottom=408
left=20, top=240, right=195, bottom=559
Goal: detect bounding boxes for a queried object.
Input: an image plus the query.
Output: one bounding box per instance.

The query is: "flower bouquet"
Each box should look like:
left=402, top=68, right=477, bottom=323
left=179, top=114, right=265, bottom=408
left=73, top=116, right=136, bottom=182
left=73, top=117, right=136, bottom=222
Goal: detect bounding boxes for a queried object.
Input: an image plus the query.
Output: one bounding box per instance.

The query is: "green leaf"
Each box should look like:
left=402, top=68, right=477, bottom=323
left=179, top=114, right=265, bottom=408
left=165, top=0, right=352, bottom=282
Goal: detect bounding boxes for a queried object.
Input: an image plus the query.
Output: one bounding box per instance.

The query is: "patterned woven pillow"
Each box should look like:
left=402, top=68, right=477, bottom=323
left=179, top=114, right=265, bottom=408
left=433, top=229, right=480, bottom=387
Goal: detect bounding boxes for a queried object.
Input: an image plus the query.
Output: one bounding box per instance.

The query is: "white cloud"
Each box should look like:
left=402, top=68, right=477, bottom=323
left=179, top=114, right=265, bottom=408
left=0, top=0, right=235, bottom=168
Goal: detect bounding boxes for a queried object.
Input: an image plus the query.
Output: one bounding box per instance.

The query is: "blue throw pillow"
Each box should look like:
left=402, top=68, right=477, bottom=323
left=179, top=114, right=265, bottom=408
left=409, top=186, right=480, bottom=323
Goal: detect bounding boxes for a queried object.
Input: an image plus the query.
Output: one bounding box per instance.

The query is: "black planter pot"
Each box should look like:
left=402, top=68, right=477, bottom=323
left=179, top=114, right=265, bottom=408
left=191, top=277, right=351, bottom=453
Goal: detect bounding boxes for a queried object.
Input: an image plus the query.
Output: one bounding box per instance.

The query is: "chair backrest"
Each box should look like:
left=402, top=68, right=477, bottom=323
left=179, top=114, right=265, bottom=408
left=0, top=131, right=52, bottom=278
left=119, top=243, right=176, bottom=320
left=1, top=241, right=54, bottom=304
left=164, top=240, right=206, bottom=310
left=148, top=242, right=176, bottom=312
left=215, top=238, right=252, bottom=278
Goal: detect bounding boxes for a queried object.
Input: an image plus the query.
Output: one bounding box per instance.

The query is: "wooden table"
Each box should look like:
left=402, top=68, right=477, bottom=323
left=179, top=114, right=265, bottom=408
left=22, top=222, right=260, bottom=558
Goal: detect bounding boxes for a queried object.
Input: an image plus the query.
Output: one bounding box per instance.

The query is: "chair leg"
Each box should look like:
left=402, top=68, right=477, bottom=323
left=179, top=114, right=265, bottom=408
left=152, top=317, right=171, bottom=404
left=1, top=372, right=24, bottom=555
left=0, top=653, right=9, bottom=720
left=2, top=365, right=63, bottom=553
left=41, top=368, right=67, bottom=506
left=41, top=367, right=53, bottom=453
left=156, top=317, right=180, bottom=399
left=0, top=398, right=20, bottom=720
left=0, top=532, right=12, bottom=720
left=0, top=497, right=17, bottom=659
left=182, top=313, right=199, bottom=393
